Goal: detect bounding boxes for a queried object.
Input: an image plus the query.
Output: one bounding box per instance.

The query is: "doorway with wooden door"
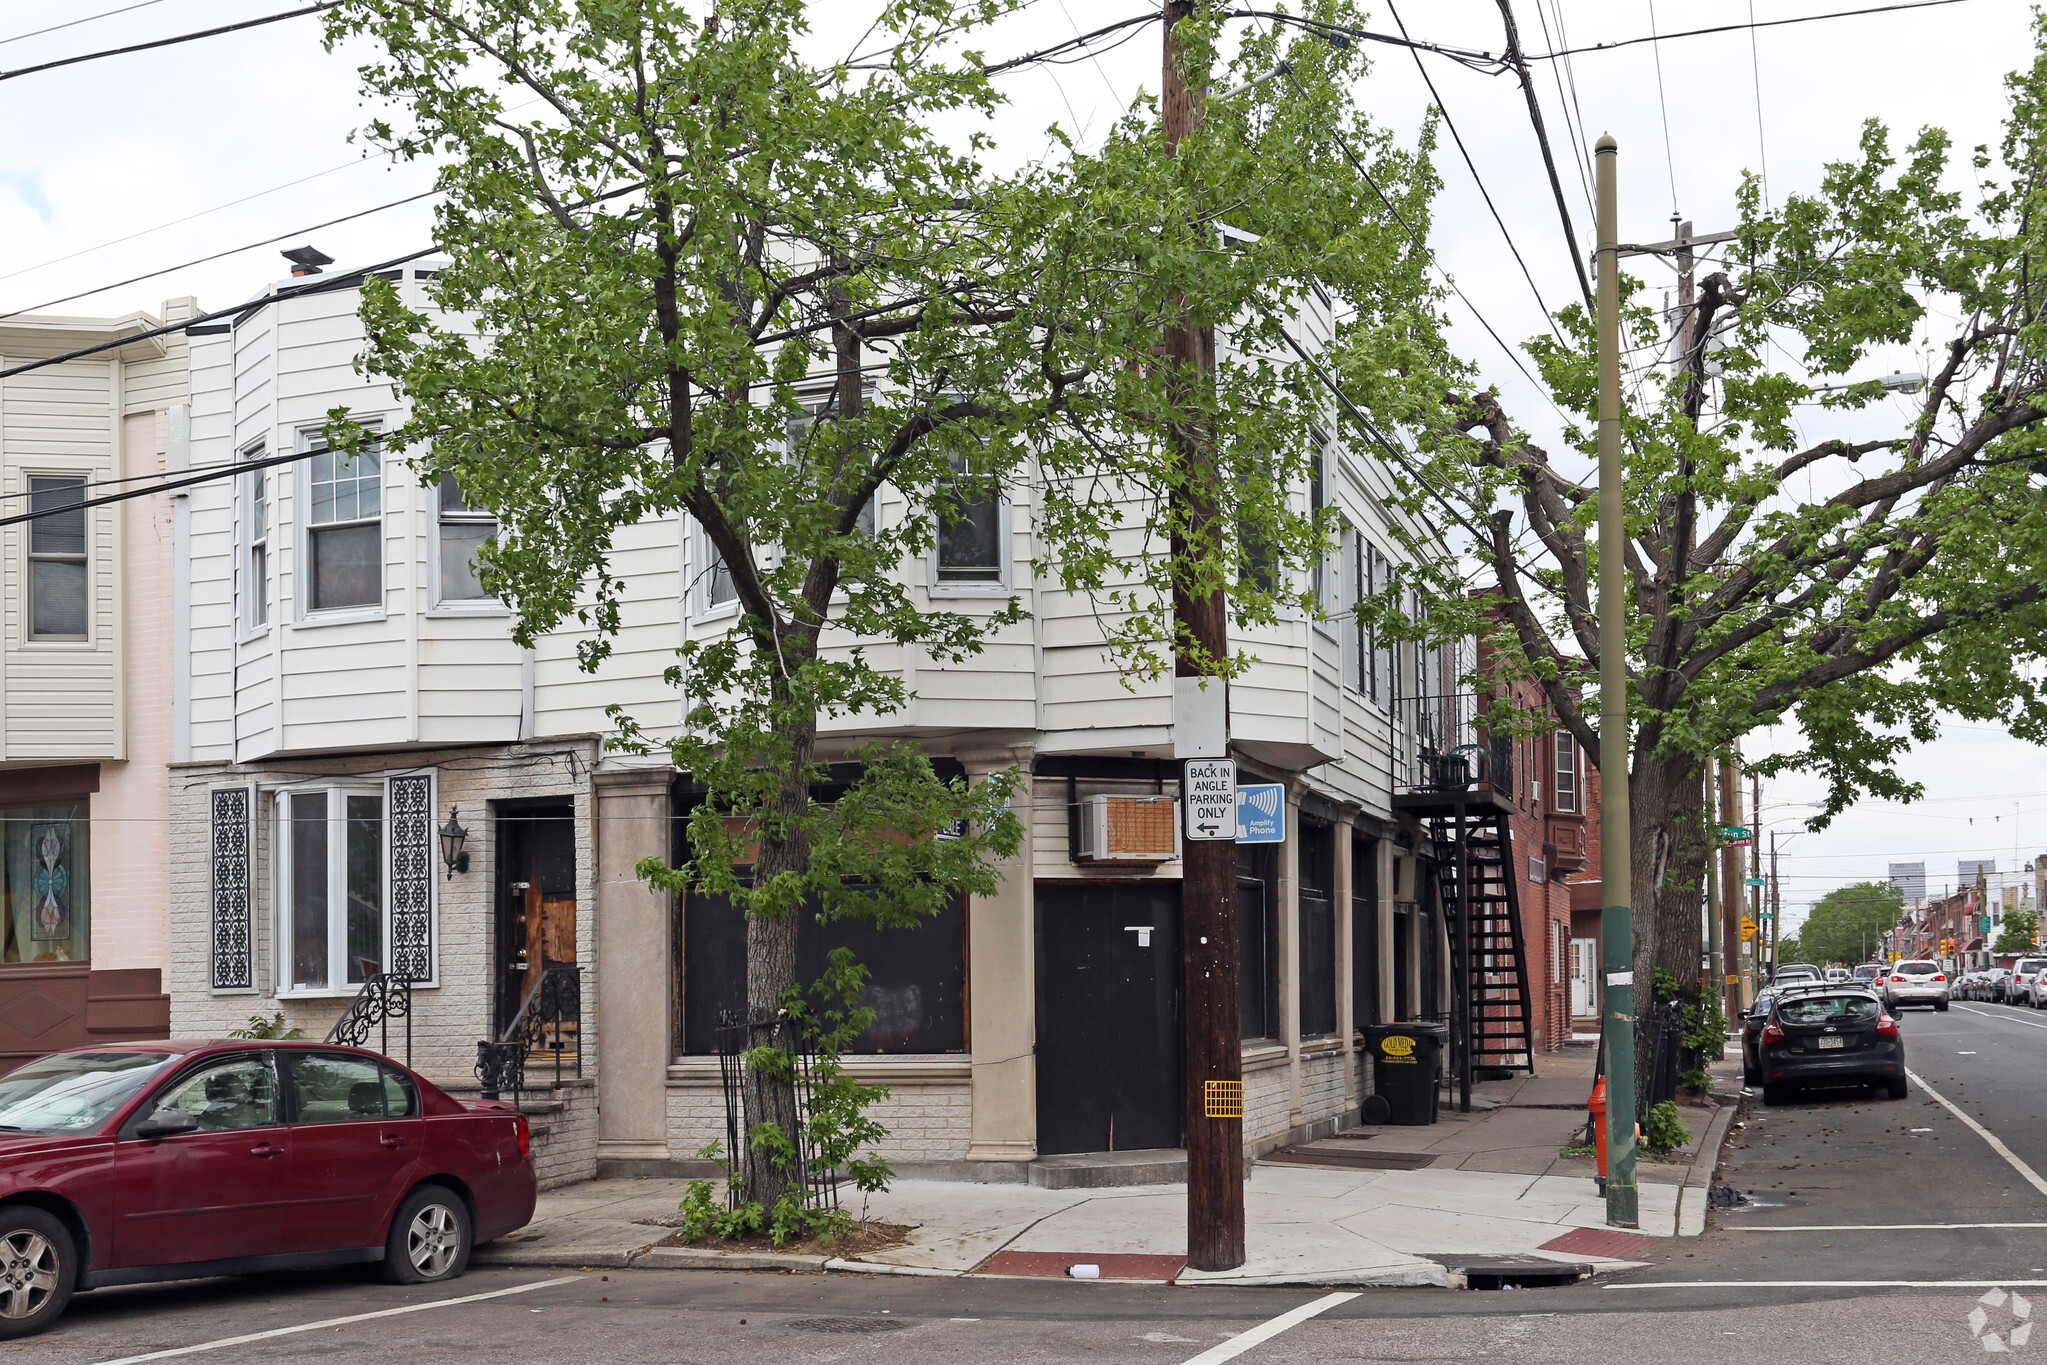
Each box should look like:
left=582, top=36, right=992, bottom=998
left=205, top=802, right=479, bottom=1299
left=494, top=803, right=578, bottom=1048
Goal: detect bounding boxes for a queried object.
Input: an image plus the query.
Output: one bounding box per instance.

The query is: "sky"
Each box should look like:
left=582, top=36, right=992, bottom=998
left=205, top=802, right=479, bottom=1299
left=1, top=0, right=2039, bottom=933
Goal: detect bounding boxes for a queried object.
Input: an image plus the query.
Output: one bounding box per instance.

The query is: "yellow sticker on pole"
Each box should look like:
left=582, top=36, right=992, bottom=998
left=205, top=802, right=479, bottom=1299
left=1203, top=1080, right=1242, bottom=1119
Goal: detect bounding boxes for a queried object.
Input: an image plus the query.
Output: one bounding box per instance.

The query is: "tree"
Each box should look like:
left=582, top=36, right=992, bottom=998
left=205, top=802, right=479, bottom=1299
left=1797, top=882, right=1903, bottom=966
left=1372, top=20, right=2047, bottom=998
left=1994, top=908, right=2038, bottom=955
left=326, top=0, right=1447, bottom=1210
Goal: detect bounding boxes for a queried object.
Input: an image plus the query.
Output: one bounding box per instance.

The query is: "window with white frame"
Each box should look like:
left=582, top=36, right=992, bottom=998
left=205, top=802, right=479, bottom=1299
left=1308, top=434, right=1329, bottom=614
left=1369, top=544, right=1392, bottom=707
left=27, top=477, right=88, bottom=640
left=244, top=449, right=270, bottom=629
left=786, top=396, right=877, bottom=537
left=436, top=473, right=498, bottom=603
left=695, top=525, right=739, bottom=612
left=305, top=440, right=382, bottom=612
left=934, top=452, right=1002, bottom=584
left=1340, top=526, right=1361, bottom=691
left=1554, top=731, right=1578, bottom=813
left=282, top=787, right=384, bottom=992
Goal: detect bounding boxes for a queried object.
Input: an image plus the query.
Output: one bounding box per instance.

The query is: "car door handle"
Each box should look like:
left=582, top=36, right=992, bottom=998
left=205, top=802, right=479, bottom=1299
left=250, top=1142, right=286, bottom=1158
left=379, top=1133, right=410, bottom=1149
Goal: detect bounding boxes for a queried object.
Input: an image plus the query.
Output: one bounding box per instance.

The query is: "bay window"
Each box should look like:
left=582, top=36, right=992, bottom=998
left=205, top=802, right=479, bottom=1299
left=934, top=453, right=1003, bottom=585
left=436, top=473, right=497, bottom=603
left=245, top=452, right=270, bottom=629
left=28, top=477, right=87, bottom=640
left=1554, top=732, right=1579, bottom=813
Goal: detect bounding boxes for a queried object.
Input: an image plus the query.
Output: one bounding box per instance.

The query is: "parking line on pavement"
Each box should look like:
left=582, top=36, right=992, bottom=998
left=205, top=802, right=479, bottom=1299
left=91, top=1275, right=583, bottom=1365
left=1176, top=1291, right=1360, bottom=1365
left=1720, top=1223, right=2047, bottom=1231
left=1607, top=1280, right=2047, bottom=1290
left=1906, top=1067, right=2047, bottom=1201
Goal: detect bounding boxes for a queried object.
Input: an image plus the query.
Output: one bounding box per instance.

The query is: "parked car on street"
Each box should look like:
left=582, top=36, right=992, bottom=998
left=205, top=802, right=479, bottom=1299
left=1852, top=964, right=1885, bottom=988
left=1985, top=967, right=2016, bottom=1002
left=0, top=1041, right=536, bottom=1340
left=2012, top=958, right=2047, bottom=1007
left=1741, top=989, right=1783, bottom=1087
left=1757, top=987, right=1908, bottom=1105
left=1883, top=959, right=1950, bottom=1011
left=1772, top=963, right=1823, bottom=987
left=1823, top=967, right=1853, bottom=984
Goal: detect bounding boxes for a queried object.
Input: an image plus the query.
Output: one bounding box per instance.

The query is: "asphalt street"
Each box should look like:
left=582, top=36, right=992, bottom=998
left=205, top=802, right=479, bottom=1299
left=20, top=1004, right=2047, bottom=1364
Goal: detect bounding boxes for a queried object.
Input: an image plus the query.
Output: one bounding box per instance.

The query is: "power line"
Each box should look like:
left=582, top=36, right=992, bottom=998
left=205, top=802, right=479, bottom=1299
left=0, top=442, right=337, bottom=532
left=1746, top=0, right=1772, bottom=213
left=0, top=0, right=171, bottom=47
left=1527, top=0, right=1979, bottom=60
left=1647, top=0, right=1681, bottom=215
left=1490, top=0, right=1595, bottom=312
left=0, top=2, right=338, bottom=83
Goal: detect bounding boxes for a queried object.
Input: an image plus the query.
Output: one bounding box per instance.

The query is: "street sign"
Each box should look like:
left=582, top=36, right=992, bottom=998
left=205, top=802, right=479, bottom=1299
left=1235, top=783, right=1286, bottom=844
left=1182, top=760, right=1237, bottom=841
left=1745, top=876, right=1766, bottom=887
left=1718, top=825, right=1753, bottom=840
left=1741, top=915, right=1759, bottom=940
left=1724, top=836, right=1755, bottom=847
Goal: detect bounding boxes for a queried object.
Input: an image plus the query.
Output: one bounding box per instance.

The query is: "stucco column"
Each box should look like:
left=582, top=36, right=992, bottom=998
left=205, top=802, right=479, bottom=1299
left=1379, top=839, right=1399, bottom=1021
left=1333, top=815, right=1355, bottom=1114
left=963, top=747, right=1036, bottom=1164
left=1281, top=785, right=1304, bottom=1132
left=594, top=768, right=673, bottom=1163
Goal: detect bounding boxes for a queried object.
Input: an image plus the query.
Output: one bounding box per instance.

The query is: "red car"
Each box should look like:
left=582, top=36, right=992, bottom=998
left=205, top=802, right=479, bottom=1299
left=0, top=1040, right=535, bottom=1339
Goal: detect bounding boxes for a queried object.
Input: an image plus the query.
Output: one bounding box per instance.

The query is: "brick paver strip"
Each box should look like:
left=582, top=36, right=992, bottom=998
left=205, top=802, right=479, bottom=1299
left=1538, top=1227, right=1665, bottom=1259
left=974, top=1251, right=1189, bottom=1281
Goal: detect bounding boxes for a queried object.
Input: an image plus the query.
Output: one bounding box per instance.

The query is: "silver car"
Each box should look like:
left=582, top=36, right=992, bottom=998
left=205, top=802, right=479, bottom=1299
left=1884, top=959, right=1950, bottom=1011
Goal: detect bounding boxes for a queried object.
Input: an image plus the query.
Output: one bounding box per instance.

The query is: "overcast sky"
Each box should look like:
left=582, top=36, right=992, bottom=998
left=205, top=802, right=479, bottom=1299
left=1, top=0, right=2038, bottom=931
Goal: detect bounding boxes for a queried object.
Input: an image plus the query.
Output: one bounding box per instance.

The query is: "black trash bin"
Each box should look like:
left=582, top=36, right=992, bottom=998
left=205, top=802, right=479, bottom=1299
left=1363, top=1022, right=1446, bottom=1126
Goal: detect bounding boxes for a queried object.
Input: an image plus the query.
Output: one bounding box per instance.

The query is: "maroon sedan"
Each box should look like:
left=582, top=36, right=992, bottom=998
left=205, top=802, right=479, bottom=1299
left=0, top=1040, right=535, bottom=1339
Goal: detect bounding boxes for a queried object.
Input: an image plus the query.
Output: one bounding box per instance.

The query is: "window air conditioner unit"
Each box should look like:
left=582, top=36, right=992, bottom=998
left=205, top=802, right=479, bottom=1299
left=1076, top=795, right=1181, bottom=864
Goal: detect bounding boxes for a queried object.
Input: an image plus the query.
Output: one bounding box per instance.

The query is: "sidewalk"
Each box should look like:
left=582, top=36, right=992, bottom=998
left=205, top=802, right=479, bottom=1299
left=475, top=1045, right=1739, bottom=1288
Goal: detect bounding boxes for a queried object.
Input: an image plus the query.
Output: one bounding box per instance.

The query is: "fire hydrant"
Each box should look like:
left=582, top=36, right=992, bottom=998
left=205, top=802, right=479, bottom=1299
left=1588, top=1077, right=1608, bottom=1178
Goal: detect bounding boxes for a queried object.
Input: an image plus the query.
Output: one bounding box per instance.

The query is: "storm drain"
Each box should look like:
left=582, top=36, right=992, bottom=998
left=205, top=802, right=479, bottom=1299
left=1259, top=1145, right=1435, bottom=1171
left=1454, top=1258, right=1591, bottom=1290
left=782, top=1318, right=907, bottom=1335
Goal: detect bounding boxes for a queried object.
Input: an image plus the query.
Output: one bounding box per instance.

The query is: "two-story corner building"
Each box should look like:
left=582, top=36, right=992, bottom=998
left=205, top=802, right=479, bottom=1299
left=0, top=305, right=191, bottom=1071
left=163, top=260, right=1500, bottom=1188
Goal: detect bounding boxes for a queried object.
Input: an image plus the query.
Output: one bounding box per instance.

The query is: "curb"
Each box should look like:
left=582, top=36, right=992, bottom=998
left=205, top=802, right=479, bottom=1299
left=1674, top=1098, right=1742, bottom=1237
left=637, top=1247, right=831, bottom=1273
left=824, top=1258, right=963, bottom=1277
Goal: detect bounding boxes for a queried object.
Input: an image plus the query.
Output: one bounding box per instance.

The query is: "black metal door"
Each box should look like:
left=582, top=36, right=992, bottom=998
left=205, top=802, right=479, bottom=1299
left=1034, top=883, right=1182, bottom=1155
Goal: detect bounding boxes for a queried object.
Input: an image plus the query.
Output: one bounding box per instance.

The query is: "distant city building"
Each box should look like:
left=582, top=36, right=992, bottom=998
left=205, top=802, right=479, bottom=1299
left=1960, top=858, right=1998, bottom=890
left=1889, top=861, right=1927, bottom=904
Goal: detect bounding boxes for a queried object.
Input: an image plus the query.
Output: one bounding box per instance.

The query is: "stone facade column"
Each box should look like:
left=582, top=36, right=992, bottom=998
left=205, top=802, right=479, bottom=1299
left=1281, top=785, right=1304, bottom=1133
left=594, top=767, right=674, bottom=1165
left=963, top=747, right=1036, bottom=1165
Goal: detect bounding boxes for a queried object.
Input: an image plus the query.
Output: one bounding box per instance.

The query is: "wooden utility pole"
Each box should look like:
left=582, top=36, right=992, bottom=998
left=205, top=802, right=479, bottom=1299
left=1594, top=134, right=1639, bottom=1229
left=1749, top=772, right=1761, bottom=1004
left=1705, top=759, right=1720, bottom=1003
left=1770, top=831, right=1781, bottom=978
left=1164, top=0, right=1244, bottom=1274
left=1719, top=748, right=1742, bottom=1017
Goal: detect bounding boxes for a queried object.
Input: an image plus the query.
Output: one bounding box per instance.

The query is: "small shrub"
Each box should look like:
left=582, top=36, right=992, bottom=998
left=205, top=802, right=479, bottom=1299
left=1643, top=1100, right=1691, bottom=1155
left=228, top=1012, right=303, bottom=1040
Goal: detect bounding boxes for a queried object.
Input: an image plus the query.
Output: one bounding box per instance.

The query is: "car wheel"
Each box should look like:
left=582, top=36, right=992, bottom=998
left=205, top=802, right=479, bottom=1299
left=382, top=1185, right=473, bottom=1286
left=0, top=1206, right=76, bottom=1342
left=1886, top=1077, right=1909, bottom=1100
left=1763, top=1083, right=1793, bottom=1106
left=1937, top=999, right=1949, bottom=1012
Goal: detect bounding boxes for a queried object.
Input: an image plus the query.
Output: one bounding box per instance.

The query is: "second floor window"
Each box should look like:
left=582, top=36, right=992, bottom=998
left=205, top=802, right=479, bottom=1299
left=307, top=443, right=381, bottom=612
left=1554, top=732, right=1579, bottom=813
left=936, top=454, right=1001, bottom=584
left=436, top=474, right=497, bottom=602
left=27, top=477, right=87, bottom=640
left=246, top=458, right=269, bottom=629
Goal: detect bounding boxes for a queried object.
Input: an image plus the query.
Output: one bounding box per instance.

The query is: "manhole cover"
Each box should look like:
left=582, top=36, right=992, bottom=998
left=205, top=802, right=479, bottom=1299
left=783, top=1318, right=906, bottom=1335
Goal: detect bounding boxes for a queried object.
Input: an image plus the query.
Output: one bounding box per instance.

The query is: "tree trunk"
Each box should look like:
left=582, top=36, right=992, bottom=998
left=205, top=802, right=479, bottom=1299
left=1628, top=747, right=1709, bottom=1097
left=742, top=669, right=816, bottom=1211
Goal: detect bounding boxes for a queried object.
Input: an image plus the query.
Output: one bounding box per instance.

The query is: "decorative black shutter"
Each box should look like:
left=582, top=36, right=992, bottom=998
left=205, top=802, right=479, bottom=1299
left=387, top=774, right=434, bottom=983
left=210, top=785, right=254, bottom=991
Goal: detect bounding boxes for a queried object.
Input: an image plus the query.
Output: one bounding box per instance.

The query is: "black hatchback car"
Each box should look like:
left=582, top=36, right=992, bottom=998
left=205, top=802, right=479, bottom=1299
left=1757, top=987, right=1907, bottom=1104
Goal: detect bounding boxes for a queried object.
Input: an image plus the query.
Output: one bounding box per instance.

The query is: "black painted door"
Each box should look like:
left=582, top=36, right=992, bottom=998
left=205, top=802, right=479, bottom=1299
left=1034, top=883, right=1183, bottom=1155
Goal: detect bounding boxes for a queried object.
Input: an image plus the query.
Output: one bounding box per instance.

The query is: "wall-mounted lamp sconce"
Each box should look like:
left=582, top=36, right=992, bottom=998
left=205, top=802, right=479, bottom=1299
left=439, top=807, right=470, bottom=879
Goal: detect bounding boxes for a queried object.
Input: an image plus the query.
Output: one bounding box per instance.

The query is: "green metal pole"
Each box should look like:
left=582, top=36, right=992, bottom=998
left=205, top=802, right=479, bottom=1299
left=1595, top=133, right=1639, bottom=1228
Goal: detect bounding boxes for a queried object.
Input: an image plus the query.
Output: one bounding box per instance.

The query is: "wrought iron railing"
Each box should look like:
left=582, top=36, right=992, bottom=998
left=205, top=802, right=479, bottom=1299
left=476, top=964, right=582, bottom=1105
left=324, top=972, right=414, bottom=1066
left=715, top=1009, right=840, bottom=1217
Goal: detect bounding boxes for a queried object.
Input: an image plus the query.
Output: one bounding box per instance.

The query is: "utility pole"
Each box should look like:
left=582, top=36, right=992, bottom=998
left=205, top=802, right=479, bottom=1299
left=1705, top=758, right=1720, bottom=1003
left=1747, top=772, right=1761, bottom=1005
left=1719, top=747, right=1742, bottom=1019
left=1164, top=0, right=1244, bottom=1274
left=1594, top=134, right=1638, bottom=1229
left=1770, top=831, right=1781, bottom=977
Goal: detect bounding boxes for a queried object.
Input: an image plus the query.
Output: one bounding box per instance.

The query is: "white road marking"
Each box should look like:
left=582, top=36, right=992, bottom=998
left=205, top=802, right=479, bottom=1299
left=1906, top=1067, right=2047, bottom=1201
left=1608, top=1280, right=2047, bottom=1290
left=1177, top=1291, right=1359, bottom=1365
left=92, top=1275, right=583, bottom=1365
left=1956, top=1004, right=2047, bottom=1031
left=1721, top=1223, right=2047, bottom=1231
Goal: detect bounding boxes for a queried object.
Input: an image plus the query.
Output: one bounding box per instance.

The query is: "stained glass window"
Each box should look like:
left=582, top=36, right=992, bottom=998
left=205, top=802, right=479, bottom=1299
left=2, top=805, right=89, bottom=963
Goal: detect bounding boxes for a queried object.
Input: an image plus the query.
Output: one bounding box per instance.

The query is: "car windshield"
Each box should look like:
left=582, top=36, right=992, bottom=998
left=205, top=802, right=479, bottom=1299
left=1897, top=962, right=1939, bottom=976
left=1779, top=996, right=1882, bottom=1024
left=0, top=1051, right=175, bottom=1134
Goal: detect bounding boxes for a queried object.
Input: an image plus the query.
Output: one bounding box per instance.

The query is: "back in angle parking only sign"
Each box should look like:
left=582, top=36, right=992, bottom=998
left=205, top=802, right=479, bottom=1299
left=1235, top=783, right=1285, bottom=844
left=1183, top=759, right=1237, bottom=840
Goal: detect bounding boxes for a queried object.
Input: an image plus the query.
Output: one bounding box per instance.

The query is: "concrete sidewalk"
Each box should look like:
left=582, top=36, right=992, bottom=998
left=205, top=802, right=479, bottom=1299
left=475, top=1045, right=1738, bottom=1287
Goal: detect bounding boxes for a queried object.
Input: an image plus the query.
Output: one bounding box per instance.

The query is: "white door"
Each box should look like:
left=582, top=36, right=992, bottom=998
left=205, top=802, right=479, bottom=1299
left=1569, top=938, right=1599, bottom=1018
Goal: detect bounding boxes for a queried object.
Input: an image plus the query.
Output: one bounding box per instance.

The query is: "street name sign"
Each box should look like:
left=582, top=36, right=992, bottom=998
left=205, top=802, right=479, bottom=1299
left=1718, top=825, right=1754, bottom=839
left=1183, top=760, right=1238, bottom=841
left=1745, top=876, right=1766, bottom=887
left=1236, top=784, right=1286, bottom=844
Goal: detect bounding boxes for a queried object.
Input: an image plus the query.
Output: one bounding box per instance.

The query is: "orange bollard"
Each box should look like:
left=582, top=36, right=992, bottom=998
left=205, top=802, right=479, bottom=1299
left=1589, top=1076, right=1608, bottom=1179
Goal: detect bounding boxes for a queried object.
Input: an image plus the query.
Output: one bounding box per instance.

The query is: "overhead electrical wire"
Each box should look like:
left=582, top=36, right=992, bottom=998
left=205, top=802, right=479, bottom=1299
left=1526, top=0, right=1979, bottom=60
left=0, top=0, right=172, bottom=47
left=1488, top=0, right=1595, bottom=311
left=0, top=2, right=339, bottom=83
left=1647, top=0, right=1681, bottom=215
left=1747, top=0, right=1773, bottom=212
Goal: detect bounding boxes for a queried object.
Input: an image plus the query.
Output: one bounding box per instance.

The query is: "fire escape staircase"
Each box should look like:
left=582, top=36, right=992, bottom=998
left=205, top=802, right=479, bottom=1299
left=1425, top=807, right=1537, bottom=1112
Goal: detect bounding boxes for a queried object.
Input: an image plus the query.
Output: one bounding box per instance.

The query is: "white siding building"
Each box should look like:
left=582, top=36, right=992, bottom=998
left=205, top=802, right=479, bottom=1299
left=167, top=264, right=1494, bottom=1187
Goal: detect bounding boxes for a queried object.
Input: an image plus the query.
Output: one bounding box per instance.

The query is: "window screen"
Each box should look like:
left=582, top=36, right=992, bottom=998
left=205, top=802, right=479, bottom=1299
left=28, top=477, right=87, bottom=639
left=307, top=444, right=382, bottom=611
